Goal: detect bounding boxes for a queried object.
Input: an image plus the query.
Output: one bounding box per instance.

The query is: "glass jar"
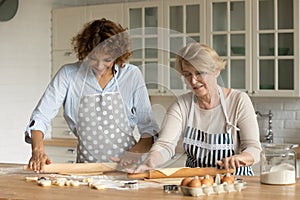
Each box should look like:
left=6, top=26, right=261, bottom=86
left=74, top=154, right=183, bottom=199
left=260, top=144, right=297, bottom=185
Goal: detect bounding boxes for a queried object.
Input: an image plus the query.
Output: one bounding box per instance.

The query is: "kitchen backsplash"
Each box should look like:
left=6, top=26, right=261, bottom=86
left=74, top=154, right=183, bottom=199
left=150, top=96, right=300, bottom=145
left=252, top=97, right=300, bottom=145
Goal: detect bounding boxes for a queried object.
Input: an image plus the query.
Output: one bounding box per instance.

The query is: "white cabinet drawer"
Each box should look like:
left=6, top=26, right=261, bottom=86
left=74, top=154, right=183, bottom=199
left=48, top=156, right=76, bottom=163
left=45, top=146, right=76, bottom=163
left=51, top=113, right=76, bottom=139
left=45, top=146, right=76, bottom=156
left=52, top=127, right=76, bottom=139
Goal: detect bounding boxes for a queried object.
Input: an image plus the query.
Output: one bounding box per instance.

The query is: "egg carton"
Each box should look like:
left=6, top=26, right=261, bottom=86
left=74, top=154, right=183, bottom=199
left=180, top=180, right=247, bottom=197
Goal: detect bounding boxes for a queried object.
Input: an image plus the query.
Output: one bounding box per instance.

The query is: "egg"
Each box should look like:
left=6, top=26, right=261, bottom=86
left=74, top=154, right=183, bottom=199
left=187, top=176, right=202, bottom=188
left=201, top=175, right=214, bottom=186
left=180, top=177, right=193, bottom=186
left=222, top=173, right=234, bottom=183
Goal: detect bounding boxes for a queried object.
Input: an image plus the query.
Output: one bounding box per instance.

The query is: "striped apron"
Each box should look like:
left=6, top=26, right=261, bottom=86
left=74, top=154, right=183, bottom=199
left=183, top=86, right=254, bottom=176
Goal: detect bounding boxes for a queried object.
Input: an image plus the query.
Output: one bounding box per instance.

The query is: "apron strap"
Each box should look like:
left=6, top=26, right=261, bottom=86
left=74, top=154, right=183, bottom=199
left=187, top=94, right=196, bottom=127
left=217, top=86, right=240, bottom=132
left=187, top=86, right=240, bottom=132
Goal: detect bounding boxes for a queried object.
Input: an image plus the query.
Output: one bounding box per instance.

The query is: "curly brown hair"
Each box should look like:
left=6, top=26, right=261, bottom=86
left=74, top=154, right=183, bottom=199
left=71, top=18, right=132, bottom=67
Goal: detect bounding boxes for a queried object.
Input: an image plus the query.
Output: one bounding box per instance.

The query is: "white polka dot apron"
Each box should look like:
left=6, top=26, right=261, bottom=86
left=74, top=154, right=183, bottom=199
left=183, top=86, right=254, bottom=176
left=76, top=75, right=136, bottom=163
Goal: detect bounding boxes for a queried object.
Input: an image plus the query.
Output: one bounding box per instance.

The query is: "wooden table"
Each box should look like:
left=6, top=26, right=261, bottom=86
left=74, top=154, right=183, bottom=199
left=0, top=164, right=299, bottom=200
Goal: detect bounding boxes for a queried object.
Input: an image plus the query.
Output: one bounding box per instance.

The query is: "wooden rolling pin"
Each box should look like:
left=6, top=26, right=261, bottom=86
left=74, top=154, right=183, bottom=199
left=23, top=162, right=118, bottom=174
left=127, top=167, right=235, bottom=179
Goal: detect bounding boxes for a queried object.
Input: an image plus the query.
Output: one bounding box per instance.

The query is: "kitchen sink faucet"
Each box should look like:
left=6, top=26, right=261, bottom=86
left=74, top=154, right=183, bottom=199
left=255, top=110, right=273, bottom=143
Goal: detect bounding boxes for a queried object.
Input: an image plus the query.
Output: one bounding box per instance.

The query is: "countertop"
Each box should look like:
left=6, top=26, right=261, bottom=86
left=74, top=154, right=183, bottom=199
left=0, top=163, right=300, bottom=200
left=44, top=138, right=77, bottom=147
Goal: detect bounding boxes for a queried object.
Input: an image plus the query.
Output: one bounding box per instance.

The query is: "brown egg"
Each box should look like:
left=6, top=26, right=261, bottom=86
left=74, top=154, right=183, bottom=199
left=187, top=176, right=202, bottom=188
left=201, top=175, right=214, bottom=186
left=222, top=173, right=234, bottom=183
left=180, top=177, right=193, bottom=186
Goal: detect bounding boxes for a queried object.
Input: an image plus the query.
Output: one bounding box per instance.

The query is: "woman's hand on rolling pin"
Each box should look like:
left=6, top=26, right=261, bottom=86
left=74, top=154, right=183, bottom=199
left=217, top=155, right=247, bottom=169
left=110, top=151, right=141, bottom=170
left=28, top=149, right=51, bottom=173
left=125, top=158, right=155, bottom=174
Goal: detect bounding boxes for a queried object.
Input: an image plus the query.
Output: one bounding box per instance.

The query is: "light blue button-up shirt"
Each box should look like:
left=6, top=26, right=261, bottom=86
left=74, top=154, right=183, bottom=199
left=25, top=61, right=159, bottom=143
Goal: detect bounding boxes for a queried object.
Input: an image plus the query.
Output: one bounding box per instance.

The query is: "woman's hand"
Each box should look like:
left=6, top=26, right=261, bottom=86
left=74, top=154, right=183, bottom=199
left=28, top=130, right=51, bottom=173
left=217, top=152, right=254, bottom=169
left=111, top=153, right=155, bottom=174
left=28, top=149, right=51, bottom=173
left=110, top=151, right=142, bottom=169
left=122, top=158, right=154, bottom=174
left=217, top=155, right=246, bottom=169
left=111, top=134, right=154, bottom=168
left=131, top=159, right=155, bottom=173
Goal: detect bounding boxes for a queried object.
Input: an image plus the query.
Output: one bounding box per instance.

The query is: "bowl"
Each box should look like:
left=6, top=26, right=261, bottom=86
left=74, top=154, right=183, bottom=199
left=231, top=46, right=245, bottom=55
left=269, top=47, right=289, bottom=55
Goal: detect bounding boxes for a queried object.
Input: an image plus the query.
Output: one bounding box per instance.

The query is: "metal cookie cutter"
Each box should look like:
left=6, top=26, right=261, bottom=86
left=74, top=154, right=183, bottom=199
left=163, top=184, right=179, bottom=193
left=124, top=180, right=138, bottom=189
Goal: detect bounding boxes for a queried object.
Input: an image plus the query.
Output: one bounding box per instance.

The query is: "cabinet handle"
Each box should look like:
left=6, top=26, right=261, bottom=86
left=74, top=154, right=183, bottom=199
left=66, top=149, right=76, bottom=154
left=64, top=51, right=73, bottom=56
left=63, top=131, right=72, bottom=135
left=245, top=90, right=257, bottom=94
left=158, top=89, right=166, bottom=94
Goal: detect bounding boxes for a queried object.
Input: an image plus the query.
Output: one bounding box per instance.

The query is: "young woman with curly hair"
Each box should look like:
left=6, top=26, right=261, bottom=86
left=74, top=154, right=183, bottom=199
left=25, top=18, right=159, bottom=172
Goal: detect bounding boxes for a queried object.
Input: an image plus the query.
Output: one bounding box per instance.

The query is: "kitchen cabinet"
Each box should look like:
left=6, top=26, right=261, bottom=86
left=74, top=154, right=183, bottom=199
left=44, top=138, right=77, bottom=163
left=52, top=4, right=124, bottom=51
left=124, top=0, right=205, bottom=96
left=44, top=146, right=76, bottom=163
left=51, top=0, right=299, bottom=98
left=207, top=0, right=298, bottom=97
left=51, top=50, right=77, bottom=77
left=51, top=108, right=76, bottom=139
left=124, top=1, right=164, bottom=95
left=163, top=0, right=206, bottom=95
left=125, top=0, right=299, bottom=97
left=52, top=7, right=86, bottom=51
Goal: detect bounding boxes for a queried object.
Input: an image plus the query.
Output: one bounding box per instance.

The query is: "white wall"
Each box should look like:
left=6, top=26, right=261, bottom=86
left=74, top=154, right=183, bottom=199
left=0, top=0, right=52, bottom=163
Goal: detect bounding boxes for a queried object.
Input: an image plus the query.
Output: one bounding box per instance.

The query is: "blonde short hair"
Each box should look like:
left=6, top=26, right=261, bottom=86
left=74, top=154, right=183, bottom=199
left=175, top=43, right=226, bottom=73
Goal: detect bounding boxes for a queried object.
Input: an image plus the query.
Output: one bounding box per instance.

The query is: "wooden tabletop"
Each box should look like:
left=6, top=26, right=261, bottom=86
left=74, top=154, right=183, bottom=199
left=0, top=164, right=300, bottom=200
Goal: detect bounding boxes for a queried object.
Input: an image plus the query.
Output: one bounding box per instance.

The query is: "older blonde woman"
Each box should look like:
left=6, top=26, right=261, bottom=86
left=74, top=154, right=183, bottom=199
left=132, top=43, right=261, bottom=175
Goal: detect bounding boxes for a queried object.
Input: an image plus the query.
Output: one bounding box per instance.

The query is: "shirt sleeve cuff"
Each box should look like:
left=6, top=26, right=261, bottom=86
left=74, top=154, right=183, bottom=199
left=24, top=119, right=46, bottom=144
